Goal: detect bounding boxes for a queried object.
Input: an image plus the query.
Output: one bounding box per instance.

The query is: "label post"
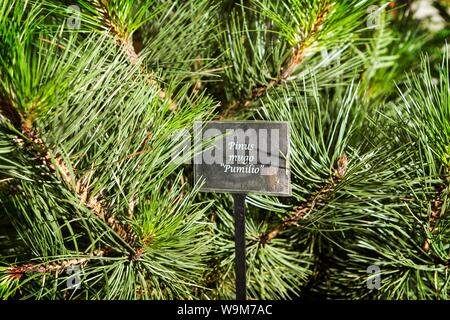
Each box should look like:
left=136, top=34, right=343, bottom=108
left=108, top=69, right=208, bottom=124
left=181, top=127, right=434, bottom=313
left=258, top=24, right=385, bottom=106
left=232, top=193, right=247, bottom=300
left=193, top=121, right=291, bottom=300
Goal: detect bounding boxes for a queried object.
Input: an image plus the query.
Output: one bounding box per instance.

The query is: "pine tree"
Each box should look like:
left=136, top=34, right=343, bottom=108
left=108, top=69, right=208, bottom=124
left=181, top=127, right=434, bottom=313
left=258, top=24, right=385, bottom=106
left=0, top=0, right=449, bottom=300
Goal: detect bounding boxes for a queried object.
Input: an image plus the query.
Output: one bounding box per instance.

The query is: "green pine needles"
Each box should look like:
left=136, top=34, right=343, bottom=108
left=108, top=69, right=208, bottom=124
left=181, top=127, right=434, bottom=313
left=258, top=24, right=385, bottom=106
left=0, top=0, right=449, bottom=300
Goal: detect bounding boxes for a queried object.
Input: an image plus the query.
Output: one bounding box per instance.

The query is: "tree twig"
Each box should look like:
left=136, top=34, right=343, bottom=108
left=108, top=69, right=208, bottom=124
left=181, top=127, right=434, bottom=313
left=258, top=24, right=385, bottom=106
left=422, top=177, right=448, bottom=252
left=20, top=123, right=138, bottom=246
left=5, top=250, right=105, bottom=281
left=223, top=4, right=332, bottom=118
left=260, top=154, right=348, bottom=244
left=97, top=0, right=177, bottom=110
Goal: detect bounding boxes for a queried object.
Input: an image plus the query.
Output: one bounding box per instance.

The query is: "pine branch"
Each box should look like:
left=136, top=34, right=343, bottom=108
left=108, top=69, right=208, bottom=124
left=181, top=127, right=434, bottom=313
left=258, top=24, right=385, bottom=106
left=223, top=3, right=331, bottom=117
left=19, top=122, right=138, bottom=246
left=96, top=0, right=138, bottom=63
left=422, top=176, right=449, bottom=252
left=96, top=0, right=177, bottom=110
left=1, top=94, right=139, bottom=247
left=4, top=250, right=105, bottom=281
left=260, top=154, right=347, bottom=244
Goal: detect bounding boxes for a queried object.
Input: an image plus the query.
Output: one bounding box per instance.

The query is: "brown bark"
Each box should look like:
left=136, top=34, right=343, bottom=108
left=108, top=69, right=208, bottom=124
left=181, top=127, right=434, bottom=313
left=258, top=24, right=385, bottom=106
left=223, top=4, right=332, bottom=118
left=5, top=250, right=105, bottom=281
left=422, top=180, right=448, bottom=252
left=20, top=123, right=138, bottom=246
left=260, top=154, right=348, bottom=244
left=98, top=0, right=177, bottom=111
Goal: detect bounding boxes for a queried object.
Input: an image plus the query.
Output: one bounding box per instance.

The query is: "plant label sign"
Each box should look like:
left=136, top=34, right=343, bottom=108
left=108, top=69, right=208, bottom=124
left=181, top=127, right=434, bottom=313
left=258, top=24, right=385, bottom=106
left=194, top=121, right=291, bottom=195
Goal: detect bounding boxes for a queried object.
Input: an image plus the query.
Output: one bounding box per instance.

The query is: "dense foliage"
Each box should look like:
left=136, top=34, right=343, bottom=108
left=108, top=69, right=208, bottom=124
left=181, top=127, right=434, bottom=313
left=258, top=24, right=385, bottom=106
left=0, top=0, right=449, bottom=299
